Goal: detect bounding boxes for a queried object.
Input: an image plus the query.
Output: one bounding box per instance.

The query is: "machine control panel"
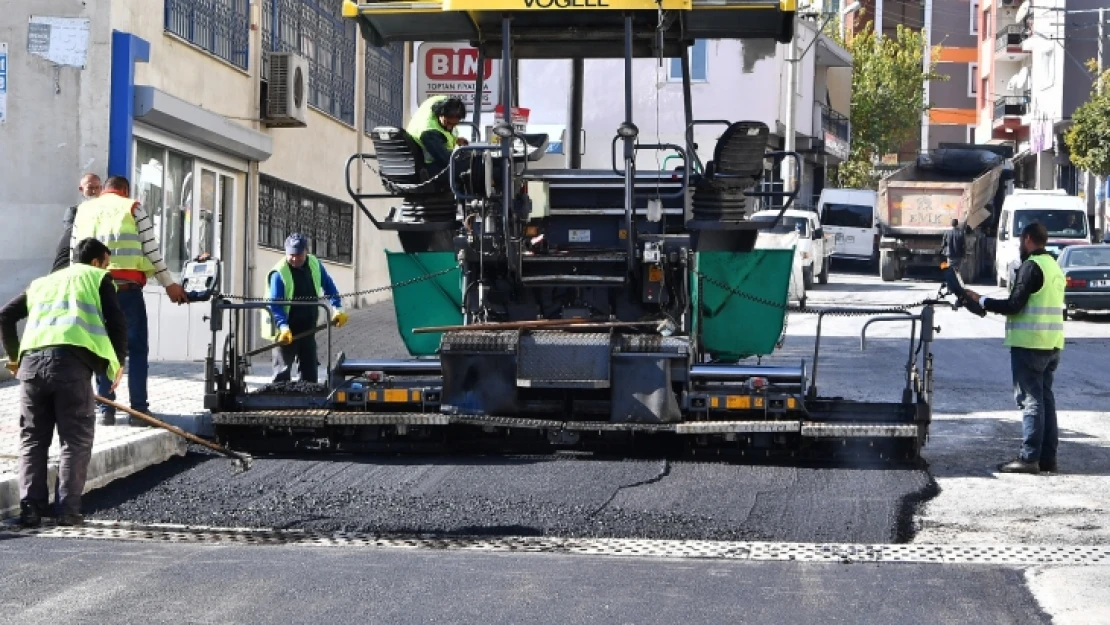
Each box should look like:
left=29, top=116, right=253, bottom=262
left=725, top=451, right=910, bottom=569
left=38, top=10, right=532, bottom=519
left=182, top=257, right=221, bottom=302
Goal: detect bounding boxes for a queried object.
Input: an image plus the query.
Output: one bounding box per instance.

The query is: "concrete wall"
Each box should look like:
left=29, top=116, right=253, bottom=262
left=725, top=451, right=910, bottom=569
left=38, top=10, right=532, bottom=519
left=0, top=1, right=112, bottom=305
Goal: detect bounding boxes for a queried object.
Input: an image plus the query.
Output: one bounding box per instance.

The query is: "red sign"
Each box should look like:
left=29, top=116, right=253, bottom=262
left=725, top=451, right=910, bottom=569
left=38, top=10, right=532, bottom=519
left=417, top=43, right=500, bottom=112
left=423, top=47, right=494, bottom=80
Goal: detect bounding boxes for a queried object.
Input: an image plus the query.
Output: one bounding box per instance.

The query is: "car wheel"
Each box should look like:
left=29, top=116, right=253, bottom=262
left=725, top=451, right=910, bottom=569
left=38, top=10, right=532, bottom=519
left=817, top=259, right=829, bottom=285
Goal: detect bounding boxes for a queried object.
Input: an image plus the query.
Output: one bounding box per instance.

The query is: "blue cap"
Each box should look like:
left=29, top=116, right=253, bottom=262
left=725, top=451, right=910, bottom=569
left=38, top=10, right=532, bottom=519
left=284, top=233, right=307, bottom=255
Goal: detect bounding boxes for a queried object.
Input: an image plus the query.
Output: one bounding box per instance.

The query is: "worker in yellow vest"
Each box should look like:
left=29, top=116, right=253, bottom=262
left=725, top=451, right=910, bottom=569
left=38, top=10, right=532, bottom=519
left=965, top=221, right=1065, bottom=474
left=406, top=95, right=469, bottom=177
left=0, top=238, right=129, bottom=527
left=71, top=175, right=189, bottom=427
left=263, top=233, right=348, bottom=384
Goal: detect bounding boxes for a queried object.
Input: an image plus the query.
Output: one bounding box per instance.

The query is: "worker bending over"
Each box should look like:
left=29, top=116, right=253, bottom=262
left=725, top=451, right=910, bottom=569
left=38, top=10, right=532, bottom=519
left=264, top=233, right=348, bottom=384
left=965, top=222, right=1065, bottom=474
left=407, top=95, right=470, bottom=177
left=71, top=175, right=189, bottom=426
left=0, top=238, right=128, bottom=527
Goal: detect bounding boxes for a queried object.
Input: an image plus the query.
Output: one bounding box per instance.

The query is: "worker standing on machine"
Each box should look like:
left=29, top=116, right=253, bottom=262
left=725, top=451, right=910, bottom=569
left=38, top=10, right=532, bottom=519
left=264, top=233, right=348, bottom=384
left=407, top=95, right=469, bottom=178
left=0, top=238, right=128, bottom=527
left=965, top=222, right=1065, bottom=475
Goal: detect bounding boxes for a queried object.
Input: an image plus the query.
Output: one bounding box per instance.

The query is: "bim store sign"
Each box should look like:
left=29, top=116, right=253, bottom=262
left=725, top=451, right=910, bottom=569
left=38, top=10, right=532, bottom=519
left=417, top=43, right=500, bottom=112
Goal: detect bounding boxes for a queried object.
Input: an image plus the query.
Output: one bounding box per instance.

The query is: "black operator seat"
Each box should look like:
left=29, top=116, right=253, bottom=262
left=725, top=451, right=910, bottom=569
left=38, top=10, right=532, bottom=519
left=692, top=121, right=770, bottom=223
left=368, top=126, right=450, bottom=193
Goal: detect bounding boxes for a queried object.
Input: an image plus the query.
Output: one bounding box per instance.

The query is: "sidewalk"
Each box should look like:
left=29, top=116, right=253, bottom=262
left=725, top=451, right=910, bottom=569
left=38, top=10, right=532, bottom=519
left=0, top=300, right=408, bottom=519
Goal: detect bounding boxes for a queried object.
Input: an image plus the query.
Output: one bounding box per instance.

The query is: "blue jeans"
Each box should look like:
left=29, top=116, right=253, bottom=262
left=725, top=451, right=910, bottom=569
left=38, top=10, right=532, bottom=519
left=96, top=289, right=149, bottom=415
left=1011, top=347, right=1061, bottom=463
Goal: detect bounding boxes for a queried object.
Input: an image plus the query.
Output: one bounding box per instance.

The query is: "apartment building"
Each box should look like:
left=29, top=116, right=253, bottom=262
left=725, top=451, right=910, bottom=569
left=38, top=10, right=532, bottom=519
left=974, top=0, right=1104, bottom=223
left=0, top=0, right=407, bottom=360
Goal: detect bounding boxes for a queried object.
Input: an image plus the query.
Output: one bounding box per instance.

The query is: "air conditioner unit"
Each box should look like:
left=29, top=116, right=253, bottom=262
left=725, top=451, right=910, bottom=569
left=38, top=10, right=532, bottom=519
left=264, top=51, right=308, bottom=128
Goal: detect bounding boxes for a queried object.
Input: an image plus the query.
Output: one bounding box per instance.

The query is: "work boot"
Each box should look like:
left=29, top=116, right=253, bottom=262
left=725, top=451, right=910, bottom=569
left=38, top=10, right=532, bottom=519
left=998, top=458, right=1040, bottom=474
left=56, top=513, right=85, bottom=527
left=128, top=408, right=153, bottom=427
left=97, top=409, right=116, bottom=426
left=18, top=501, right=44, bottom=528
left=1040, top=459, right=1058, bottom=473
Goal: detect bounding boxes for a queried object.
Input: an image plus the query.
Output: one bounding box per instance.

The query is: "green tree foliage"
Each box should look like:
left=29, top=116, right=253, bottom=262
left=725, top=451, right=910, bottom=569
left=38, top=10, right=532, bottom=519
left=1064, top=61, right=1110, bottom=178
left=837, top=22, right=946, bottom=189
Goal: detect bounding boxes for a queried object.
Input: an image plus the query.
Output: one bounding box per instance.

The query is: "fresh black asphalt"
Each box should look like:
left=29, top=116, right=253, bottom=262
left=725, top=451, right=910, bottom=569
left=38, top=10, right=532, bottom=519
left=82, top=448, right=935, bottom=543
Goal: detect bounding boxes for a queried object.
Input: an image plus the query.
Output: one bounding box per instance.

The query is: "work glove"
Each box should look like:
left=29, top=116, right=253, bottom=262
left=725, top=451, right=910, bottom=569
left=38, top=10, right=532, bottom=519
left=331, top=310, right=349, bottom=328
left=276, top=326, right=294, bottom=345
left=4, top=360, right=17, bottom=375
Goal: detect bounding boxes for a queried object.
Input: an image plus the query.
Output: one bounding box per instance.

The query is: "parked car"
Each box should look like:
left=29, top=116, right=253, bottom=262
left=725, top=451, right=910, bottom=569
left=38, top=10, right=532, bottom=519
left=751, top=209, right=832, bottom=289
left=1059, top=244, right=1110, bottom=319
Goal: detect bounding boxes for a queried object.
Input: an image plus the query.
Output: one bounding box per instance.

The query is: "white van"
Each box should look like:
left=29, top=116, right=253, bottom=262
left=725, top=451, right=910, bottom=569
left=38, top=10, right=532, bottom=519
left=995, top=189, right=1091, bottom=287
left=818, top=188, right=879, bottom=266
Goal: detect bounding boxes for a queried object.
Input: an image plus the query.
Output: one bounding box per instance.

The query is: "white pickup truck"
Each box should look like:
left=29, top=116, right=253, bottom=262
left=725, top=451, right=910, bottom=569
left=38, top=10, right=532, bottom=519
left=752, top=209, right=833, bottom=291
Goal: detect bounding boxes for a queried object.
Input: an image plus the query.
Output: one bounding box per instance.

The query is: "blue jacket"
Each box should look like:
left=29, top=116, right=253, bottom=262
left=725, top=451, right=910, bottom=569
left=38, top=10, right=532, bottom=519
left=268, top=262, right=343, bottom=331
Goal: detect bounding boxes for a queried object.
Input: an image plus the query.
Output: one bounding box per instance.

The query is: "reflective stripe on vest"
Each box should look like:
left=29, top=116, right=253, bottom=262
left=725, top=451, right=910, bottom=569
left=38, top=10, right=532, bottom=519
left=259, top=255, right=323, bottom=340
left=72, top=194, right=156, bottom=275
left=405, top=95, right=457, bottom=164
left=19, top=264, right=121, bottom=379
left=1004, top=254, right=1066, bottom=350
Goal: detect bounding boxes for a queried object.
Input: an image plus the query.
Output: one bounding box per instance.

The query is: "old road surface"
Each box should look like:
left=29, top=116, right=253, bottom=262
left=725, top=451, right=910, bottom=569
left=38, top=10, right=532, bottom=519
left=2, top=266, right=1108, bottom=624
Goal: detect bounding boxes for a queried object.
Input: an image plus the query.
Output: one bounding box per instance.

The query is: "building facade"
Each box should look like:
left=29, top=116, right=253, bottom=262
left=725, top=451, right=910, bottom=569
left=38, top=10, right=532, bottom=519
left=0, top=0, right=408, bottom=361
left=974, top=0, right=1105, bottom=230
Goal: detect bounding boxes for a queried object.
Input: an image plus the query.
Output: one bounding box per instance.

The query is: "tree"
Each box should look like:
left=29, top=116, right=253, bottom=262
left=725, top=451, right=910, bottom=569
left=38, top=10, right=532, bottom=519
left=1064, top=61, right=1110, bottom=179
left=837, top=22, right=946, bottom=189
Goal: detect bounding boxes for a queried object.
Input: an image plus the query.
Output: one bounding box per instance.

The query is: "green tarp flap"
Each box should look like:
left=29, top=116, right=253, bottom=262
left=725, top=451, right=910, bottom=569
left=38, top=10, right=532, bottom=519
left=692, top=249, right=794, bottom=361
left=385, top=251, right=463, bottom=357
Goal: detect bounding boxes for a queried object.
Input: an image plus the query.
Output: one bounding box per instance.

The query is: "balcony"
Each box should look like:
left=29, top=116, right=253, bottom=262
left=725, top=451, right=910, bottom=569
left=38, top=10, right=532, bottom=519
left=995, top=24, right=1030, bottom=61
left=992, top=94, right=1030, bottom=139
left=818, top=103, right=850, bottom=161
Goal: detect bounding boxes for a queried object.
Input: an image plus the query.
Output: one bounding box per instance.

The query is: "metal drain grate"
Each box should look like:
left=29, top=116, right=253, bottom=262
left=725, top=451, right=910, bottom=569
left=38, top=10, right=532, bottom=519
left=5, top=521, right=1110, bottom=566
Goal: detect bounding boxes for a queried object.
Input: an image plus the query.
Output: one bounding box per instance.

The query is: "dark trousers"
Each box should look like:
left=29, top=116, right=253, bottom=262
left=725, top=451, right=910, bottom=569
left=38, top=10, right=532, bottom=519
left=272, top=336, right=319, bottom=383
left=18, top=349, right=97, bottom=516
left=95, top=288, right=149, bottom=414
left=1011, top=347, right=1061, bottom=463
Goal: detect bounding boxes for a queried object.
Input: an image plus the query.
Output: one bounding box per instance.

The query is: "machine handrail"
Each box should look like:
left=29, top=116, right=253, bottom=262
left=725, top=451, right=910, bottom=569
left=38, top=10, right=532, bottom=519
left=608, top=140, right=691, bottom=201
left=684, top=119, right=732, bottom=173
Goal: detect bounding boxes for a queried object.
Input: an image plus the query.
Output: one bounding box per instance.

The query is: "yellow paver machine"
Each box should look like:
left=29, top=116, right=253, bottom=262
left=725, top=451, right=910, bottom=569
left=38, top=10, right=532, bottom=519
left=202, top=0, right=947, bottom=462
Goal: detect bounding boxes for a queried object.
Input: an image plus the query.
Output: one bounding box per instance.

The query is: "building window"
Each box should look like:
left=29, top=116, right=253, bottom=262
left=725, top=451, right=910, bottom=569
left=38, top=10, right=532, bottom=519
left=971, top=0, right=979, bottom=35
left=984, top=9, right=992, bottom=40
left=981, top=77, right=989, bottom=108
left=262, top=0, right=357, bottom=125
left=258, top=175, right=354, bottom=264
left=365, top=42, right=406, bottom=132
left=969, top=63, right=979, bottom=98
left=967, top=126, right=976, bottom=144
left=669, top=40, right=708, bottom=82
left=164, top=0, right=250, bottom=70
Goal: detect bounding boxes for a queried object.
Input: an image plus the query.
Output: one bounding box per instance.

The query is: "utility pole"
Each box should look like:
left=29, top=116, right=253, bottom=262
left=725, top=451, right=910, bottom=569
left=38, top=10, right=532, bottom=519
left=782, top=11, right=800, bottom=199
left=1098, top=7, right=1105, bottom=236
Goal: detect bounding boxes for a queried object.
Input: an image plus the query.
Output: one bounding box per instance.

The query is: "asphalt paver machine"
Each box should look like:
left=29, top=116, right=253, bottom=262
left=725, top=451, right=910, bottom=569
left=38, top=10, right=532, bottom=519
left=202, top=0, right=945, bottom=462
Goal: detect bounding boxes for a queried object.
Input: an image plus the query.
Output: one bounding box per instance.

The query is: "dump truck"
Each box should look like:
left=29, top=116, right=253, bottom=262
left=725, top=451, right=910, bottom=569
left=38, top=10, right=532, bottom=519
left=194, top=0, right=950, bottom=463
left=877, top=147, right=1008, bottom=283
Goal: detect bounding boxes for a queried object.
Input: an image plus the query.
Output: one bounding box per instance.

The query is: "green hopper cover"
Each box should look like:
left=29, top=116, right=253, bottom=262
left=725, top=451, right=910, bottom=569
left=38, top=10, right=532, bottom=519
left=384, top=251, right=463, bottom=357
left=692, top=249, right=794, bottom=361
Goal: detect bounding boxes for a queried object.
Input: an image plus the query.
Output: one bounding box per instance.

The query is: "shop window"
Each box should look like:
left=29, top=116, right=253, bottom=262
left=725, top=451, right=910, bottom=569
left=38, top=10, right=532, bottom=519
left=261, top=0, right=357, bottom=125
left=258, top=175, right=354, bottom=264
left=669, top=40, right=708, bottom=82
left=164, top=0, right=250, bottom=70
left=365, top=42, right=406, bottom=132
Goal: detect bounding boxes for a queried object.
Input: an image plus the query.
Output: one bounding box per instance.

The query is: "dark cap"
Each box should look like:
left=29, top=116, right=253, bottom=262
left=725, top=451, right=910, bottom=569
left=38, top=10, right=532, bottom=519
left=284, top=233, right=308, bottom=255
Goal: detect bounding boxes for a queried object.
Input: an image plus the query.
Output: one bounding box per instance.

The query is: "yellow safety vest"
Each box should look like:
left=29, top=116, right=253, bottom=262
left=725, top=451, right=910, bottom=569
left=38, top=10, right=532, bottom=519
left=72, top=193, right=156, bottom=276
left=406, top=95, right=457, bottom=164
left=259, top=256, right=324, bottom=339
left=19, top=264, right=121, bottom=379
left=1004, top=254, right=1065, bottom=350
